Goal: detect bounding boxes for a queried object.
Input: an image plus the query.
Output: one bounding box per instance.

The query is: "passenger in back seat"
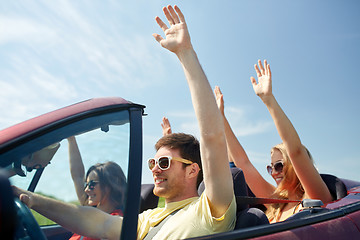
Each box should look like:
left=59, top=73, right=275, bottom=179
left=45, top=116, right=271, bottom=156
left=67, top=136, right=126, bottom=240
left=214, top=60, right=333, bottom=223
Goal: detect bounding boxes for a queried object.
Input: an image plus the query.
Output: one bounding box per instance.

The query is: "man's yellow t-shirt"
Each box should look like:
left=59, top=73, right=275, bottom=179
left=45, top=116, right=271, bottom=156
left=137, top=193, right=236, bottom=240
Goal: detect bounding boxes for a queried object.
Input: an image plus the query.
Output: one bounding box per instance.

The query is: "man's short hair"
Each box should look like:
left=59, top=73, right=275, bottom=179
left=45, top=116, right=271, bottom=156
left=155, top=133, right=203, bottom=188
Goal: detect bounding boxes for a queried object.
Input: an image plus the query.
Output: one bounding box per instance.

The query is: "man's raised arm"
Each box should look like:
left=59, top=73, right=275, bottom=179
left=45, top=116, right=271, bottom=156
left=153, top=5, right=234, bottom=218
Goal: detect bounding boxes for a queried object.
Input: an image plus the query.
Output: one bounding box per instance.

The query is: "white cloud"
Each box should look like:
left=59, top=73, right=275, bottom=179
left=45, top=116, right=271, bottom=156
left=0, top=57, right=78, bottom=128
left=317, top=156, right=360, bottom=181
left=247, top=151, right=269, bottom=164
left=226, top=106, right=272, bottom=137
left=0, top=1, right=170, bottom=129
left=0, top=16, right=57, bottom=44
left=168, top=111, right=195, bottom=118
left=1, top=1, right=169, bottom=94
left=180, top=122, right=200, bottom=138
left=164, top=110, right=199, bottom=137
left=165, top=106, right=272, bottom=138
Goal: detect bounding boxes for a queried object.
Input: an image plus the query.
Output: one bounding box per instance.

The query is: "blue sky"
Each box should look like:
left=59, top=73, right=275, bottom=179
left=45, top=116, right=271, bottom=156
left=1, top=1, right=359, bottom=185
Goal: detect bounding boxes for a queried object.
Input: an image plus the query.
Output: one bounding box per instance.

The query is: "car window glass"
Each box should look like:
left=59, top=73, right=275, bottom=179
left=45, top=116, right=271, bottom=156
left=10, top=123, right=129, bottom=227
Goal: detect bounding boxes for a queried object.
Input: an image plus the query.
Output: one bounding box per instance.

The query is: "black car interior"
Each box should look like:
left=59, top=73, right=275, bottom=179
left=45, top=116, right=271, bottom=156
left=0, top=169, right=16, bottom=239
left=139, top=169, right=349, bottom=230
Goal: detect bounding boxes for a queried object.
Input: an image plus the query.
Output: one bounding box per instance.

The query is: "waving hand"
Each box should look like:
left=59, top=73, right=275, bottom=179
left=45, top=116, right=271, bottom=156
left=161, top=117, right=172, bottom=136
left=153, top=5, right=192, bottom=54
left=251, top=60, right=272, bottom=100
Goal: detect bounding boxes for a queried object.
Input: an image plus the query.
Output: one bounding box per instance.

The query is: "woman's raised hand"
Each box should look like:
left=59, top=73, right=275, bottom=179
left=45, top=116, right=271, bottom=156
left=251, top=60, right=272, bottom=101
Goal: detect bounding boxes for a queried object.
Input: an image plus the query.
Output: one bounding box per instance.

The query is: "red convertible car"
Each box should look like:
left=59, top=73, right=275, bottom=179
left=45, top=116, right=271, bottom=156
left=0, top=97, right=359, bottom=239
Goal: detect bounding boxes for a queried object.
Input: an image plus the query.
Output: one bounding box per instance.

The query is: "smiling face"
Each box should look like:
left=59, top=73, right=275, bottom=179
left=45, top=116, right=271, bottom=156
left=151, top=147, right=190, bottom=203
left=84, top=170, right=102, bottom=206
left=270, top=149, right=285, bottom=186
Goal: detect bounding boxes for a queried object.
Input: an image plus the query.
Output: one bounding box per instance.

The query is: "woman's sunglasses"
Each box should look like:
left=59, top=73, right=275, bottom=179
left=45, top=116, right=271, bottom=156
left=84, top=180, right=99, bottom=190
left=148, top=156, right=193, bottom=171
left=266, top=161, right=284, bottom=175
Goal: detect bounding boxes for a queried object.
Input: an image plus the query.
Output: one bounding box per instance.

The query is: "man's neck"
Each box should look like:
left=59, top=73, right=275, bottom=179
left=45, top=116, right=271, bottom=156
left=165, top=192, right=199, bottom=205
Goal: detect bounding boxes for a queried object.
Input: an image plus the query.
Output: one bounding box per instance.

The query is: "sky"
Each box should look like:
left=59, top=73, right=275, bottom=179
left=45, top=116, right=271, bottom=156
left=1, top=0, right=359, bottom=186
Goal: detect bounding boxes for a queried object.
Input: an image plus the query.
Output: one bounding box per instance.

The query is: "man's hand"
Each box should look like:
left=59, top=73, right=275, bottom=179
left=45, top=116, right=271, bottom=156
left=152, top=5, right=192, bottom=55
left=12, top=186, right=33, bottom=208
left=161, top=117, right=172, bottom=136
left=250, top=60, right=272, bottom=101
left=214, top=86, right=225, bottom=116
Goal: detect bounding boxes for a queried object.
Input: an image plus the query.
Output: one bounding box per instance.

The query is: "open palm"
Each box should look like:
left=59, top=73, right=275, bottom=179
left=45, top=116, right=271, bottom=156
left=153, top=5, right=192, bottom=54
left=161, top=117, right=172, bottom=136
left=251, top=60, right=272, bottom=98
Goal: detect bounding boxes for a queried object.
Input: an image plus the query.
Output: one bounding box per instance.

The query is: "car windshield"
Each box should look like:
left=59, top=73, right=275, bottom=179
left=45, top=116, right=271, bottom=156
left=8, top=112, right=130, bottom=227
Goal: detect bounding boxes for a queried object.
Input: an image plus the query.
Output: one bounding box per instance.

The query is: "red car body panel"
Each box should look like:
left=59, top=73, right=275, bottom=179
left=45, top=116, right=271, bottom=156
left=326, top=187, right=360, bottom=209
left=251, top=188, right=360, bottom=240
left=254, top=215, right=360, bottom=239
left=0, top=97, right=130, bottom=145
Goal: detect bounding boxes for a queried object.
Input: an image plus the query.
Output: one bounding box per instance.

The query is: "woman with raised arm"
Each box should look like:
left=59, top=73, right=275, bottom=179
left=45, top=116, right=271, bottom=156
left=67, top=136, right=126, bottom=240
left=215, top=60, right=333, bottom=223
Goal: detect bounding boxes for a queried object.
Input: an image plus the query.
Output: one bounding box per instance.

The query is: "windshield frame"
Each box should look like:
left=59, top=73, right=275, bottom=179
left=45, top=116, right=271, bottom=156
left=0, top=97, right=145, bottom=240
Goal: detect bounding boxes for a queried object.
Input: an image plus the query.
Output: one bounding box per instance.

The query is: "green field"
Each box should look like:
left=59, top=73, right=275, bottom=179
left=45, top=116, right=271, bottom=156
left=32, top=192, right=79, bottom=226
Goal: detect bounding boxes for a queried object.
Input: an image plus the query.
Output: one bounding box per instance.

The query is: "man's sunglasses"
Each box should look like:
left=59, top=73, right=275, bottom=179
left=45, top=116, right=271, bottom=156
left=84, top=180, right=99, bottom=190
left=148, top=156, right=193, bottom=171
left=266, top=161, right=284, bottom=175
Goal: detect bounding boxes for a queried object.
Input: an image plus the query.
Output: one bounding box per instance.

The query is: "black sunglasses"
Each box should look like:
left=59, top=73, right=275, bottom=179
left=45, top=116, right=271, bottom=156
left=84, top=180, right=99, bottom=190
left=266, top=161, right=284, bottom=175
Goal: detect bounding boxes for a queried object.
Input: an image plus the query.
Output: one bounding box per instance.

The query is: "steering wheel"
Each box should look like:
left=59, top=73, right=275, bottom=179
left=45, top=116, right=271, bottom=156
left=14, top=198, right=47, bottom=240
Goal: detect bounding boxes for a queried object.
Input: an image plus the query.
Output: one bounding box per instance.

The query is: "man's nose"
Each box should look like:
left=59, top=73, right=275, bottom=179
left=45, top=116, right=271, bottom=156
left=151, top=163, right=162, bottom=173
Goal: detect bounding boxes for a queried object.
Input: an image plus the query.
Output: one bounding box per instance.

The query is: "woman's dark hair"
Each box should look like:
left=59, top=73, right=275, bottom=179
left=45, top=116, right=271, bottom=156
left=86, top=161, right=126, bottom=210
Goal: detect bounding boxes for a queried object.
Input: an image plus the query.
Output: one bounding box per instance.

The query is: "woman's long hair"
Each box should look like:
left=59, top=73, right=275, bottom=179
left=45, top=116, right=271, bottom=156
left=86, top=161, right=127, bottom=211
left=266, top=143, right=312, bottom=222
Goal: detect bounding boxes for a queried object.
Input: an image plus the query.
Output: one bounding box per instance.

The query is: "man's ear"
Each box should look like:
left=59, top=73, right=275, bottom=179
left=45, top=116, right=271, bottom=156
left=186, top=163, right=200, bottom=179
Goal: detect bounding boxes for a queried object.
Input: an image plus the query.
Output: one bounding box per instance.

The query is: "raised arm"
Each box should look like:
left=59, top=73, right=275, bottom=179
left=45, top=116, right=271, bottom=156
left=214, top=86, right=276, bottom=197
left=13, top=186, right=122, bottom=240
left=161, top=117, right=172, bottom=136
left=67, top=136, right=88, bottom=205
left=153, top=5, right=233, bottom=217
left=251, top=60, right=332, bottom=203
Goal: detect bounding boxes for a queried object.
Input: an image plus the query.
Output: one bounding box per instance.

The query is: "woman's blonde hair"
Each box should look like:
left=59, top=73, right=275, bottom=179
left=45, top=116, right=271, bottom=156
left=265, top=143, right=313, bottom=222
